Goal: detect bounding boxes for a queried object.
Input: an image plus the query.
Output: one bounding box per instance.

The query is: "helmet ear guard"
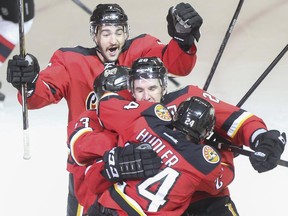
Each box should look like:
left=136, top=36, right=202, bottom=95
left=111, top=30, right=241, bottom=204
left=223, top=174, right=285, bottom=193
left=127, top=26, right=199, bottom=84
left=173, top=96, right=216, bottom=141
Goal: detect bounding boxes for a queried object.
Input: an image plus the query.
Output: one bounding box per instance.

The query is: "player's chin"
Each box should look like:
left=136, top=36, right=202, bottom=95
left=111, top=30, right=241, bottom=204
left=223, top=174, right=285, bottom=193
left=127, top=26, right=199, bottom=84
left=106, top=55, right=119, bottom=62
left=105, top=52, right=121, bottom=62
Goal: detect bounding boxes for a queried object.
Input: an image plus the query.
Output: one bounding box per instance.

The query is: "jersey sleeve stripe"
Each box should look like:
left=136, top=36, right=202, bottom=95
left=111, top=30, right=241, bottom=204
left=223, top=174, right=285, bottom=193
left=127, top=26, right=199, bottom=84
left=109, top=182, right=147, bottom=216
left=227, top=111, right=253, bottom=138
left=69, top=127, right=93, bottom=166
left=221, top=109, right=253, bottom=138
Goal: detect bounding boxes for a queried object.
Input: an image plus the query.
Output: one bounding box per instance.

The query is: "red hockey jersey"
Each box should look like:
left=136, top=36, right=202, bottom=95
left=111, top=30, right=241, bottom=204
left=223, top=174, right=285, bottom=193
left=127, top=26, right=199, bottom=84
left=161, top=85, right=267, bottom=202
left=17, top=35, right=196, bottom=123
left=67, top=109, right=118, bottom=212
left=69, top=85, right=268, bottom=213
left=15, top=34, right=197, bottom=175
left=87, top=94, right=224, bottom=215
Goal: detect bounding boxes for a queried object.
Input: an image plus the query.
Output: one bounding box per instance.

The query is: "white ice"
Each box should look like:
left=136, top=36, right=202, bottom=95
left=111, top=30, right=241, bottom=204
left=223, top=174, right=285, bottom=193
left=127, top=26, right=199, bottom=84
left=0, top=0, right=288, bottom=215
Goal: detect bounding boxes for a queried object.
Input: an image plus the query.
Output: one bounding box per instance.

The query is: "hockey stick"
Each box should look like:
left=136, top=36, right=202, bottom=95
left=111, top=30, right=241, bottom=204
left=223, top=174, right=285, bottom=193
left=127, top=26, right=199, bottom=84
left=206, top=138, right=288, bottom=168
left=203, top=0, right=244, bottom=91
left=18, top=0, right=31, bottom=160
left=237, top=44, right=288, bottom=107
left=71, top=0, right=181, bottom=87
left=168, top=76, right=180, bottom=87
left=71, top=0, right=92, bottom=15
left=208, top=44, right=288, bottom=167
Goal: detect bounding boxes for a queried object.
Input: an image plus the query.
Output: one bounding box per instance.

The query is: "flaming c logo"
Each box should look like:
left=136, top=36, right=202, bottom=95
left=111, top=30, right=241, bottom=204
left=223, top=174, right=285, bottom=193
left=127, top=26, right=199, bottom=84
left=85, top=91, right=98, bottom=110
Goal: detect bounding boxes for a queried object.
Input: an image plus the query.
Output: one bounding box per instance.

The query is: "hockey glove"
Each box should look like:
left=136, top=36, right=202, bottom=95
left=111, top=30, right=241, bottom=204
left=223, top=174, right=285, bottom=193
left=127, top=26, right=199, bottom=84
left=7, top=54, right=40, bottom=97
left=0, top=0, right=34, bottom=23
left=167, top=2, right=203, bottom=51
left=101, top=143, right=162, bottom=182
left=249, top=130, right=286, bottom=173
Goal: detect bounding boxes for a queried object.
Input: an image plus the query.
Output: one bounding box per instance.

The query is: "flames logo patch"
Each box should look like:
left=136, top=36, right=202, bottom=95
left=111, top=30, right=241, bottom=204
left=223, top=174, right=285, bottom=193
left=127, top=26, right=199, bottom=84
left=85, top=91, right=98, bottom=110
left=202, top=145, right=220, bottom=164
left=154, top=104, right=172, bottom=121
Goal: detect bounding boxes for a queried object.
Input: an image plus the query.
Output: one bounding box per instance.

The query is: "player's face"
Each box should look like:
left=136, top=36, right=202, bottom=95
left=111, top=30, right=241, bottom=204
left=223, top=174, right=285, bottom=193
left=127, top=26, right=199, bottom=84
left=95, top=25, right=128, bottom=62
left=132, top=78, right=163, bottom=102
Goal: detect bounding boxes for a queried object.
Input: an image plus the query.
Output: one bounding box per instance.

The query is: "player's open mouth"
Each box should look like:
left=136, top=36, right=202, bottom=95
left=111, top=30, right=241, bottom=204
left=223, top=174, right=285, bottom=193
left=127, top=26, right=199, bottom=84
left=108, top=47, right=118, bottom=55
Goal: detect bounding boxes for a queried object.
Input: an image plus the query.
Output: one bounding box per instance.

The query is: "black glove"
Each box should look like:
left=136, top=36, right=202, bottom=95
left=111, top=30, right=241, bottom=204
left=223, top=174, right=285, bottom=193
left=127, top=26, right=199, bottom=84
left=7, top=54, right=40, bottom=96
left=0, top=0, right=35, bottom=23
left=249, top=130, right=286, bottom=173
left=87, top=201, right=117, bottom=216
left=101, top=143, right=162, bottom=182
left=167, top=2, right=203, bottom=51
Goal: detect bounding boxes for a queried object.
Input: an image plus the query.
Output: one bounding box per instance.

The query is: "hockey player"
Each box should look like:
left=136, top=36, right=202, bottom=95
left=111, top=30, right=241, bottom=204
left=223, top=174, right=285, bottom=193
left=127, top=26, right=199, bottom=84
left=126, top=57, right=286, bottom=215
left=86, top=68, right=223, bottom=215
left=81, top=59, right=286, bottom=215
left=71, top=58, right=286, bottom=215
left=67, top=86, right=162, bottom=213
left=68, top=65, right=226, bottom=214
left=0, top=0, right=34, bottom=105
left=6, top=3, right=203, bottom=215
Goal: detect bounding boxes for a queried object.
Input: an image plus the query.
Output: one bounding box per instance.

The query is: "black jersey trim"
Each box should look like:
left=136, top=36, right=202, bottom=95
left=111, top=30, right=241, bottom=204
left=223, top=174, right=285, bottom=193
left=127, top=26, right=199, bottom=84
left=59, top=46, right=96, bottom=56
left=221, top=109, right=246, bottom=133
left=122, top=34, right=147, bottom=53
left=109, top=184, right=144, bottom=216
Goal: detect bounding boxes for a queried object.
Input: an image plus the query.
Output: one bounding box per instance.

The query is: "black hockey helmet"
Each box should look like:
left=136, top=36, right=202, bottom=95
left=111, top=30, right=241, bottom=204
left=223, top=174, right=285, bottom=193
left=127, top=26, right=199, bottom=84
left=129, top=57, right=168, bottom=91
left=90, top=4, right=128, bottom=35
left=173, top=96, right=216, bottom=141
left=93, top=65, right=130, bottom=100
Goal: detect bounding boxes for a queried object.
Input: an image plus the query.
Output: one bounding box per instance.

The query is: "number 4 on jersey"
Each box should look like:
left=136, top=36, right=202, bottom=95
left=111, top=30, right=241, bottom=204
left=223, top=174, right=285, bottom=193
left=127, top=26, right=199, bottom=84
left=138, top=167, right=179, bottom=212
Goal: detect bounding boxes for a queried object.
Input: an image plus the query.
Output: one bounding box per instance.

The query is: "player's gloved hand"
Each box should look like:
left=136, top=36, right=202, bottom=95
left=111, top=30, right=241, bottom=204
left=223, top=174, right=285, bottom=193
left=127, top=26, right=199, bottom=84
left=101, top=142, right=162, bottom=182
left=7, top=54, right=40, bottom=97
left=0, top=0, right=35, bottom=23
left=249, top=130, right=286, bottom=173
left=167, top=2, right=203, bottom=51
